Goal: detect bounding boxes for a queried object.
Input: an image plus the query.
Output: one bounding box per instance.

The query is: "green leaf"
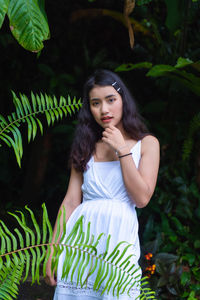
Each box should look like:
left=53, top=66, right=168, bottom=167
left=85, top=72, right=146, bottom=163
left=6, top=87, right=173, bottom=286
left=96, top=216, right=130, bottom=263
left=60, top=96, right=66, bottom=106
left=25, top=116, right=32, bottom=143
left=0, top=114, right=8, bottom=126
left=22, top=94, right=32, bottom=114
left=181, top=271, right=191, bottom=286
left=171, top=216, right=186, bottom=235
left=40, top=93, right=46, bottom=110
left=31, top=91, right=37, bottom=111
left=182, top=253, right=196, bottom=266
left=36, top=93, right=42, bottom=111
left=12, top=91, right=24, bottom=118
left=1, top=132, right=21, bottom=167
left=61, top=106, right=68, bottom=117
left=168, top=73, right=200, bottom=96
left=175, top=57, right=194, bottom=69
left=0, top=135, right=12, bottom=147
left=115, top=62, right=152, bottom=72
left=7, top=0, right=50, bottom=52
left=146, top=61, right=200, bottom=96
left=29, top=115, right=37, bottom=141
left=49, top=109, right=55, bottom=125
left=0, top=0, right=9, bottom=28
left=66, top=106, right=72, bottom=116
left=36, top=117, right=43, bottom=135
left=146, top=64, right=176, bottom=77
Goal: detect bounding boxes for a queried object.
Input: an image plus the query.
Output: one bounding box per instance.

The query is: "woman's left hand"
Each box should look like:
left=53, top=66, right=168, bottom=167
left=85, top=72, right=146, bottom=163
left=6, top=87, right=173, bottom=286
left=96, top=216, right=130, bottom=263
left=102, top=125, right=126, bottom=152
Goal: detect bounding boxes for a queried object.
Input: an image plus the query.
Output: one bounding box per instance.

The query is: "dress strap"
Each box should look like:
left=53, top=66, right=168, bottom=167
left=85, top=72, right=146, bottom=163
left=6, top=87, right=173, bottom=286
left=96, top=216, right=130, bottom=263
left=86, top=155, right=94, bottom=168
left=130, top=140, right=141, bottom=169
left=130, top=140, right=141, bottom=153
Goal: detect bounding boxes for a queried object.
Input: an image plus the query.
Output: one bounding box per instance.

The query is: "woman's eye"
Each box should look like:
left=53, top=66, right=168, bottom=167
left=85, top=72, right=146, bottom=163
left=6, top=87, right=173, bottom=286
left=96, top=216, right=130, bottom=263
left=108, top=98, right=115, bottom=103
left=92, top=102, right=99, bottom=106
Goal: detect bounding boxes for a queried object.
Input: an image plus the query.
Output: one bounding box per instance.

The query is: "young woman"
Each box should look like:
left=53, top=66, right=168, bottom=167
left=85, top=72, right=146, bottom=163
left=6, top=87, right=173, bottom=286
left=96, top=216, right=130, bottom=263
left=45, top=69, right=160, bottom=299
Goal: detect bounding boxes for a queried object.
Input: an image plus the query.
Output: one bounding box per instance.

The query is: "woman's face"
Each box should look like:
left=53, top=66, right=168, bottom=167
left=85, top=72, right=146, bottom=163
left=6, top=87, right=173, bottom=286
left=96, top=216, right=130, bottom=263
left=89, top=85, right=123, bottom=130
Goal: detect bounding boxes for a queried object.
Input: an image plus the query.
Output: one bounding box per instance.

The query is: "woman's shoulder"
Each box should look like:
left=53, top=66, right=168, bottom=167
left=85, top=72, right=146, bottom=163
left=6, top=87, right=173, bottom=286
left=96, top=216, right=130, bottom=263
left=141, top=134, right=159, bottom=144
left=140, top=135, right=160, bottom=154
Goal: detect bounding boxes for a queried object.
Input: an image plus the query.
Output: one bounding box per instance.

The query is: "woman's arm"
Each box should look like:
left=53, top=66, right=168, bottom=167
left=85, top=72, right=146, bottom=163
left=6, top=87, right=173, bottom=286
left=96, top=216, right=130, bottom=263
left=102, top=126, right=160, bottom=208
left=118, top=135, right=160, bottom=208
left=45, top=166, right=83, bottom=286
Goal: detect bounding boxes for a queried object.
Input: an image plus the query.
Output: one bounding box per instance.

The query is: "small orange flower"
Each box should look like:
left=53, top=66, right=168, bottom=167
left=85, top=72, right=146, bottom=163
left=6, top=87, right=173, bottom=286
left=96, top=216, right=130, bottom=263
left=144, top=260, right=156, bottom=278
left=145, top=253, right=153, bottom=260
left=150, top=264, right=156, bottom=274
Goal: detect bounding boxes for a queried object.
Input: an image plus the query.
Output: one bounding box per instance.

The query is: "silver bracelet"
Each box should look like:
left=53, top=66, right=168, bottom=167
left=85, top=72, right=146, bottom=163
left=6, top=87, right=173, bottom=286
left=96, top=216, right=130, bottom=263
left=115, top=145, right=128, bottom=156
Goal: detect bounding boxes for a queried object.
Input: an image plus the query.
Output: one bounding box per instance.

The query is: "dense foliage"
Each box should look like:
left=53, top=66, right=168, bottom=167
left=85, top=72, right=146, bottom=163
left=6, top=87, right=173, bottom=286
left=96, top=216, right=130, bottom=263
left=0, top=0, right=200, bottom=299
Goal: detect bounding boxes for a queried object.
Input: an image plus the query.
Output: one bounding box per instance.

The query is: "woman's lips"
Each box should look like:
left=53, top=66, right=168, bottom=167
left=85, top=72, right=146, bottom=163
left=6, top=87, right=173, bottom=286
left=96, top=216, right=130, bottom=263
left=101, top=117, right=113, bottom=123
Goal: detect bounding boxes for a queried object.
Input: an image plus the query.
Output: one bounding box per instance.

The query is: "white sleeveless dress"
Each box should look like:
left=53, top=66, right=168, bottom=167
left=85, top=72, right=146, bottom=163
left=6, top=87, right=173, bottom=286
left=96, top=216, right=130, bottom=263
left=53, top=141, right=142, bottom=300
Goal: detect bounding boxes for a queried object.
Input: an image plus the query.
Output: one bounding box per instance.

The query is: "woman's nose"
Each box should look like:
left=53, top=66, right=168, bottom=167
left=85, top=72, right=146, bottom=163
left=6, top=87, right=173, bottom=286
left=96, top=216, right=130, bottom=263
left=101, top=102, right=109, bottom=114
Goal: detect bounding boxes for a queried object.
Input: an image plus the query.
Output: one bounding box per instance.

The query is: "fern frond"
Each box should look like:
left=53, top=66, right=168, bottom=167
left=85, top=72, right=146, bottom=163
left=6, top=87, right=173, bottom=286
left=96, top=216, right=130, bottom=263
left=0, top=261, right=24, bottom=300
left=0, top=204, right=156, bottom=300
left=182, top=112, right=200, bottom=160
left=0, top=91, right=82, bottom=167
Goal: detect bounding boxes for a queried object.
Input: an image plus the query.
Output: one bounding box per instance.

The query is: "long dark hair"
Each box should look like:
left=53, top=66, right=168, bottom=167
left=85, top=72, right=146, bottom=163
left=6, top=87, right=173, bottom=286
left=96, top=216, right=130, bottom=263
left=69, top=69, right=149, bottom=172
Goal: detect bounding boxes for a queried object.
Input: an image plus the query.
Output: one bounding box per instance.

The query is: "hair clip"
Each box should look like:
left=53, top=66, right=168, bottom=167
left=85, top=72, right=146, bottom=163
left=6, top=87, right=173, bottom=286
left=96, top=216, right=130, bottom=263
left=112, top=81, right=121, bottom=92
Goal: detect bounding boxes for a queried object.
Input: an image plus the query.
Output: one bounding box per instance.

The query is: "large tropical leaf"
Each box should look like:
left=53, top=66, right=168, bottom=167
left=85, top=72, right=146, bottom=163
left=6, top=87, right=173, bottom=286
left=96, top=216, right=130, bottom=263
left=146, top=62, right=200, bottom=96
left=0, top=204, right=156, bottom=300
left=115, top=62, right=152, bottom=72
left=115, top=57, right=200, bottom=96
left=0, top=0, right=9, bottom=28
left=0, top=91, right=82, bottom=167
left=7, top=0, right=49, bottom=52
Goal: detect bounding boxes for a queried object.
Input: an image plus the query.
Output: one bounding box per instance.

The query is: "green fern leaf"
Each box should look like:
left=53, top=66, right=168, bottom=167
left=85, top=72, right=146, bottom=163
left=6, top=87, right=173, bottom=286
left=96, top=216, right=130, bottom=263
left=60, top=96, right=66, bottom=106
left=0, top=115, right=8, bottom=128
left=36, top=93, right=42, bottom=112
left=61, top=106, right=68, bottom=117
left=0, top=204, right=156, bottom=300
left=0, top=261, right=24, bottom=300
left=66, top=106, right=72, bottom=116
left=1, top=132, right=21, bottom=166
left=31, top=91, right=37, bottom=111
left=36, top=117, right=43, bottom=135
left=20, top=93, right=29, bottom=115
left=0, top=135, right=12, bottom=148
left=12, top=91, right=24, bottom=118
left=0, top=91, right=82, bottom=167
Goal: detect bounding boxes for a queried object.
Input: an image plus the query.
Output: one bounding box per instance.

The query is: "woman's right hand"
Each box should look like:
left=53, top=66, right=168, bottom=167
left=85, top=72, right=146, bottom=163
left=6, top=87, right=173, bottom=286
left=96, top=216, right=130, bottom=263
left=45, top=253, right=57, bottom=286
